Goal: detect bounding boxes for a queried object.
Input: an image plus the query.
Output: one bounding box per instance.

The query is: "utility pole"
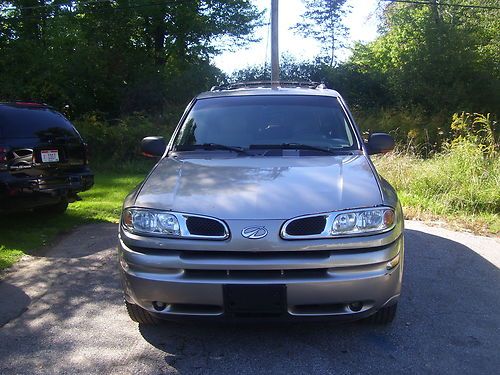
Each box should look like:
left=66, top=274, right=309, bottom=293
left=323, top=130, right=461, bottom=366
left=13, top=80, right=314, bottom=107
left=432, top=0, right=440, bottom=24
left=271, top=0, right=280, bottom=84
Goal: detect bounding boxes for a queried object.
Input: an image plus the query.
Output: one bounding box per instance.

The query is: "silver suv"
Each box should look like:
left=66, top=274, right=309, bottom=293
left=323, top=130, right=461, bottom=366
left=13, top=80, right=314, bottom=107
left=119, top=82, right=404, bottom=325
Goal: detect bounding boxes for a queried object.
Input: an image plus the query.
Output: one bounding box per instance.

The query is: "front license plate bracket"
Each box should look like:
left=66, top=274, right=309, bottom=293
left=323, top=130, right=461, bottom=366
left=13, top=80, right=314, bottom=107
left=223, top=284, right=286, bottom=316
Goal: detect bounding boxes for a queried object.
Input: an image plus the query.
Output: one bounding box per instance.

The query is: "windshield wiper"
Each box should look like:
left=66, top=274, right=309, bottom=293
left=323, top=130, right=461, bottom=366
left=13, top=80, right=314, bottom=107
left=249, top=143, right=351, bottom=155
left=176, top=143, right=249, bottom=155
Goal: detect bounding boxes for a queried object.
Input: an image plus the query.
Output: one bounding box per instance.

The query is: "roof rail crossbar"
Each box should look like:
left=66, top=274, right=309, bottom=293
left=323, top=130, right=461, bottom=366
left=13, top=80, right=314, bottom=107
left=210, top=81, right=326, bottom=91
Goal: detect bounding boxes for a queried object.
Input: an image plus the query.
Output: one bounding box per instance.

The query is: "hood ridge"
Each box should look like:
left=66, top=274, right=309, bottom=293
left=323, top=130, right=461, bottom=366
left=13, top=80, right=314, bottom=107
left=135, top=155, right=382, bottom=220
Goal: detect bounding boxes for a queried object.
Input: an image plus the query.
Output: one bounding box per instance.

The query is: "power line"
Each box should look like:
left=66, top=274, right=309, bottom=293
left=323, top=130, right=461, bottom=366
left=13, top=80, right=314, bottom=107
left=382, top=0, right=500, bottom=11
left=3, top=0, right=499, bottom=14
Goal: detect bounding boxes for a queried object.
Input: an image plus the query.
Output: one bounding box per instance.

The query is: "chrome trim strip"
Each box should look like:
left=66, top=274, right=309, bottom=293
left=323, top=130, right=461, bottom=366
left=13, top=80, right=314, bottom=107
left=280, top=213, right=331, bottom=239
left=179, top=213, right=230, bottom=240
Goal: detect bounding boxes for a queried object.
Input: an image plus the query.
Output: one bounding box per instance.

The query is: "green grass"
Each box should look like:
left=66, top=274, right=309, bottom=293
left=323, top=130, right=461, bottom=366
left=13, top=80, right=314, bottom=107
left=374, top=142, right=500, bottom=235
left=0, top=164, right=151, bottom=270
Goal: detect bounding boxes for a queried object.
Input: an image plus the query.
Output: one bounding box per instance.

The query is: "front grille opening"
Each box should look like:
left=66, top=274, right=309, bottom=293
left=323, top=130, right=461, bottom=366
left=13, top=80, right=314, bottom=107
left=290, top=300, right=374, bottom=315
left=285, top=216, right=327, bottom=236
left=149, top=302, right=223, bottom=315
left=184, top=268, right=328, bottom=280
left=232, top=312, right=283, bottom=318
left=180, top=250, right=330, bottom=262
left=291, top=303, right=347, bottom=315
left=186, top=216, right=226, bottom=236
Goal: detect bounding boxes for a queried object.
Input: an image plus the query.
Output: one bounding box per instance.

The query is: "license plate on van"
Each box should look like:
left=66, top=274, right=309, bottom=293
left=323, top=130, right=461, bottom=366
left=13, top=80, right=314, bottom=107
left=41, top=150, right=59, bottom=163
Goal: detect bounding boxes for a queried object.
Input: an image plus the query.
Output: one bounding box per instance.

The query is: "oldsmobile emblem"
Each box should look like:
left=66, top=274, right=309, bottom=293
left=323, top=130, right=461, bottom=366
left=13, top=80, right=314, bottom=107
left=241, top=226, right=268, bottom=239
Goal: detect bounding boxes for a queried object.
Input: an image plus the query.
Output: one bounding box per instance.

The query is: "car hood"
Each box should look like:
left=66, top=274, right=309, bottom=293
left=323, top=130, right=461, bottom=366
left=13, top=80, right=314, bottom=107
left=134, top=154, right=383, bottom=220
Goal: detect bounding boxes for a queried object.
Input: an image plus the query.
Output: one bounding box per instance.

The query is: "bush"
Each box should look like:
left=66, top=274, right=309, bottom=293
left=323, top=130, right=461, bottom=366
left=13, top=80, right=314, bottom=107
left=74, top=112, right=181, bottom=163
left=354, top=107, right=451, bottom=156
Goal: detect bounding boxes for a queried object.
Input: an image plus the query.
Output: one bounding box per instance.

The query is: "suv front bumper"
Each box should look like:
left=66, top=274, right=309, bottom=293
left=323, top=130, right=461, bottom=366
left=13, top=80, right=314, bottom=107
left=119, top=221, right=404, bottom=321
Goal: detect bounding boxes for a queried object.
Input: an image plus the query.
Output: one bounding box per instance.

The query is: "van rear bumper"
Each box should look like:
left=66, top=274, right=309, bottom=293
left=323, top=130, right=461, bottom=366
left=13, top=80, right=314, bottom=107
left=0, top=169, right=94, bottom=210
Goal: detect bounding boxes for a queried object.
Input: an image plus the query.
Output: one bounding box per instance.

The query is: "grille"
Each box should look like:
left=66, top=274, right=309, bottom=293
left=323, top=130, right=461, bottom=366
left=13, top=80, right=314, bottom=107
left=186, top=216, right=226, bottom=237
left=285, top=215, right=327, bottom=236
left=184, top=268, right=328, bottom=280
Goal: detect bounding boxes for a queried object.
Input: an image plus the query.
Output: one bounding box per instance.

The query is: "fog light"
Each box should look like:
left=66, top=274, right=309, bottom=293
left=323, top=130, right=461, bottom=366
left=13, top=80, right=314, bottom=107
left=152, top=301, right=167, bottom=311
left=349, top=302, right=363, bottom=312
left=386, top=253, right=401, bottom=270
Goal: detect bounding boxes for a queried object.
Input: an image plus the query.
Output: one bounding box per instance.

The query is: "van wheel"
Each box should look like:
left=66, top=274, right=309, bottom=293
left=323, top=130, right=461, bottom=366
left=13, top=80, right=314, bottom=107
left=35, top=198, right=69, bottom=214
left=125, top=301, right=160, bottom=325
left=364, top=303, right=398, bottom=325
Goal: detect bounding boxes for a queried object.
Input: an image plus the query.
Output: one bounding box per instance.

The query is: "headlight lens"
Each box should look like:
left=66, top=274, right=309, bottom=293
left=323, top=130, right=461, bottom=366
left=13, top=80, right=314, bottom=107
left=122, top=208, right=230, bottom=240
left=123, top=209, right=180, bottom=236
left=331, top=208, right=395, bottom=236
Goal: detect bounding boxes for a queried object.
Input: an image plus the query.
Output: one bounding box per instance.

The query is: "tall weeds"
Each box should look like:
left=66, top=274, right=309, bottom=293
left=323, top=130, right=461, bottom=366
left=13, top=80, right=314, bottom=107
left=375, top=113, right=499, bottom=233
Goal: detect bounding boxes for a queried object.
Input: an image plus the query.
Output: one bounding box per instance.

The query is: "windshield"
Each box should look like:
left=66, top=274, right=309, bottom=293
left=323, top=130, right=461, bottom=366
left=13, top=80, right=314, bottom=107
left=174, top=95, right=359, bottom=151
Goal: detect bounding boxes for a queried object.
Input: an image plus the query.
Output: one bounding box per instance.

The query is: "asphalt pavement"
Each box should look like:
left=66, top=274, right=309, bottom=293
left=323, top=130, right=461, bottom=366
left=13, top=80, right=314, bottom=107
left=0, top=221, right=499, bottom=375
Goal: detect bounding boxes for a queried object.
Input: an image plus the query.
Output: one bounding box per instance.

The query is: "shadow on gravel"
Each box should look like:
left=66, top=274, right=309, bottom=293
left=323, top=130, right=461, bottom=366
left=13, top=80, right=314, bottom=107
left=38, top=223, right=118, bottom=259
left=0, top=282, right=30, bottom=327
left=0, top=228, right=498, bottom=375
left=0, top=212, right=111, bottom=268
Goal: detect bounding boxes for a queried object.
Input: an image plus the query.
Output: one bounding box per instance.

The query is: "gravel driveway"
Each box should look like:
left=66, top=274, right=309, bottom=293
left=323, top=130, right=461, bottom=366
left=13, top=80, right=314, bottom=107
left=0, top=221, right=499, bottom=375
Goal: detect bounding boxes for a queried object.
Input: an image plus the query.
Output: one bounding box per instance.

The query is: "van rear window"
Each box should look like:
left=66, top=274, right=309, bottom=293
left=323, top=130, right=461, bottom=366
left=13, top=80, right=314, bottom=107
left=0, top=106, right=78, bottom=138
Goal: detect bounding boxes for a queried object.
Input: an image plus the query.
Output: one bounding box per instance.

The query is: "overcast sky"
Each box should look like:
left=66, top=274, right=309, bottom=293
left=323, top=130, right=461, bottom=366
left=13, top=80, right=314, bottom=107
left=212, top=0, right=380, bottom=74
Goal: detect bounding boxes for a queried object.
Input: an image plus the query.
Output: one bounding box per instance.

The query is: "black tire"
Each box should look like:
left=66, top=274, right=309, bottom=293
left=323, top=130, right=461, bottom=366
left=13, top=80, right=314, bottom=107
left=125, top=300, right=161, bottom=325
left=35, top=198, right=69, bottom=214
left=364, top=303, right=398, bottom=325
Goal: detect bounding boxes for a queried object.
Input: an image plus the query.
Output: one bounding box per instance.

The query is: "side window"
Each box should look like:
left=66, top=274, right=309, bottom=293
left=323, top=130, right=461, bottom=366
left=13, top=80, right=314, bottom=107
left=316, top=107, right=353, bottom=147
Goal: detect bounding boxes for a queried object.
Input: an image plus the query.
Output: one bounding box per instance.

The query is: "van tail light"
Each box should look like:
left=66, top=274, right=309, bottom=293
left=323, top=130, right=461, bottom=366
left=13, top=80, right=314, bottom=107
left=0, top=146, right=9, bottom=170
left=14, top=102, right=45, bottom=107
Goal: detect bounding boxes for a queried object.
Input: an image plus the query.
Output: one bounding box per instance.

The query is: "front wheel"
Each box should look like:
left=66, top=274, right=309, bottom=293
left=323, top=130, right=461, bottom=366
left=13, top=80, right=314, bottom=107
left=363, top=303, right=398, bottom=325
left=125, top=301, right=161, bottom=325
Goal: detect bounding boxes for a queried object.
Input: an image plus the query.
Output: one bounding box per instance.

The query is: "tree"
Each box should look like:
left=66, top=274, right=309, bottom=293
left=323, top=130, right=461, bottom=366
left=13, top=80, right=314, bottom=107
left=350, top=0, right=500, bottom=113
left=292, top=0, right=350, bottom=66
left=0, top=0, right=263, bottom=116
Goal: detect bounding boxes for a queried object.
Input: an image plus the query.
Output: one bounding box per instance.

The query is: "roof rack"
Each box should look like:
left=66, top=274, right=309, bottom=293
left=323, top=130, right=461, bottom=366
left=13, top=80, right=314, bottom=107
left=210, top=81, right=327, bottom=92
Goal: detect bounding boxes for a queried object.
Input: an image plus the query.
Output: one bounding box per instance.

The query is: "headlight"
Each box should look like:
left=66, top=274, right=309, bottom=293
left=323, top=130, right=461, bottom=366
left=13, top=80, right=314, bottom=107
left=121, top=208, right=230, bottom=240
left=331, top=208, right=395, bottom=236
left=123, top=209, right=180, bottom=236
left=281, top=206, right=397, bottom=239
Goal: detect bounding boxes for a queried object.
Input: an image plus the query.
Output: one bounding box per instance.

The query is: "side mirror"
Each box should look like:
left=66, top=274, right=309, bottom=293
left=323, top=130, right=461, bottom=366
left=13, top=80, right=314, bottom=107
left=366, top=133, right=395, bottom=155
left=141, top=136, right=166, bottom=158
